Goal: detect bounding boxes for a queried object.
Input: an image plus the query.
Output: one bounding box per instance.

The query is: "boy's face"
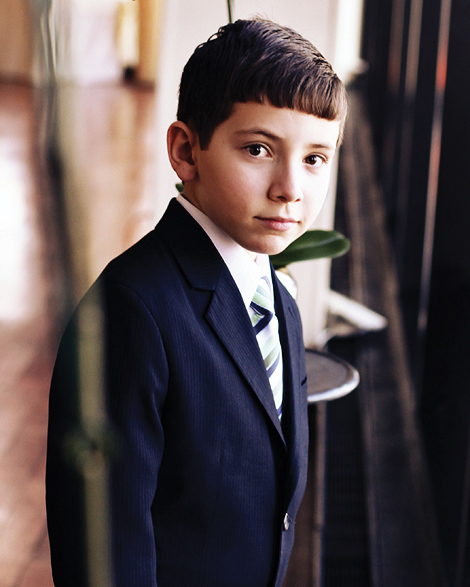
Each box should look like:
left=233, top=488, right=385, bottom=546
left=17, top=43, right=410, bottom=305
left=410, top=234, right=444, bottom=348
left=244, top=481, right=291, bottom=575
left=183, top=102, right=341, bottom=256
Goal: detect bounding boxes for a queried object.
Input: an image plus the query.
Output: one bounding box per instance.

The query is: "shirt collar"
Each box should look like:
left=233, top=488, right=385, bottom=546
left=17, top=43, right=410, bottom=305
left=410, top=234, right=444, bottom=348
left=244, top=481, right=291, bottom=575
left=177, top=195, right=273, bottom=309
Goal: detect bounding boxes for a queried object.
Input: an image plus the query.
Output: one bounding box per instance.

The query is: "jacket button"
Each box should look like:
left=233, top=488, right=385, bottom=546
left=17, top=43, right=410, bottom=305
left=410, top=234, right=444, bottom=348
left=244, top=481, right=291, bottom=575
left=283, top=513, right=290, bottom=531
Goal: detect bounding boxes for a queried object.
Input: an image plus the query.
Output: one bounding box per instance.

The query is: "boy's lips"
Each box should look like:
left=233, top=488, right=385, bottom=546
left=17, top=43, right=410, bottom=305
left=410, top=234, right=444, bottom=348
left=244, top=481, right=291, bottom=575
left=256, top=216, right=299, bottom=232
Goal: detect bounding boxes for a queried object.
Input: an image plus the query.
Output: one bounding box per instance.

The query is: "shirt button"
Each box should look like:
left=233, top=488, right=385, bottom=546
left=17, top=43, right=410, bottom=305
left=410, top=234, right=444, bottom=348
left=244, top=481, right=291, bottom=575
left=283, top=513, right=290, bottom=531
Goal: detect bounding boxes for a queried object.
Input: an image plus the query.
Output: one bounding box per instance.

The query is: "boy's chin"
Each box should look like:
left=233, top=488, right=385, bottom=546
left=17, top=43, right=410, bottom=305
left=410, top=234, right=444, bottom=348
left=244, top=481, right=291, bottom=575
left=266, top=235, right=300, bottom=256
left=250, top=240, right=293, bottom=257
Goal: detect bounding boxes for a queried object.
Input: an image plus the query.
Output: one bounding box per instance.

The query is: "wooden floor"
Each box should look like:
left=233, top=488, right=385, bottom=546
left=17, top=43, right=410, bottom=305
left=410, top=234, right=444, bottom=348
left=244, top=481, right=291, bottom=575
left=0, top=81, right=157, bottom=587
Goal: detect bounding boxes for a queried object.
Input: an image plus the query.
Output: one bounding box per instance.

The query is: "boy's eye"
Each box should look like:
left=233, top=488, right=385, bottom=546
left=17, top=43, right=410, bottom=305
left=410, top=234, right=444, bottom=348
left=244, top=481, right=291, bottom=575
left=305, top=154, right=326, bottom=167
left=245, top=144, right=268, bottom=157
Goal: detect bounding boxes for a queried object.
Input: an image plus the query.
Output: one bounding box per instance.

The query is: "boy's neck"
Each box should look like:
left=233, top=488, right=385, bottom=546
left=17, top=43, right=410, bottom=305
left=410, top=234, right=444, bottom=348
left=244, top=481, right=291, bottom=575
left=178, top=193, right=259, bottom=262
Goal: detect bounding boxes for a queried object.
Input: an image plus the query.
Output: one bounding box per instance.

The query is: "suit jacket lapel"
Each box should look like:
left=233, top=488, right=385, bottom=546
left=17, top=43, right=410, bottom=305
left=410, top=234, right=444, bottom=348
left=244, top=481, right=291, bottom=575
left=157, top=200, right=286, bottom=443
left=273, top=272, right=304, bottom=489
left=205, top=278, right=285, bottom=442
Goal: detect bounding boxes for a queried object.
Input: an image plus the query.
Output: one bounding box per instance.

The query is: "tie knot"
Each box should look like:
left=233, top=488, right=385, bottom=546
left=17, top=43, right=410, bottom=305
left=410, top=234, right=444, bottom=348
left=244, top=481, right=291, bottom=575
left=251, top=276, right=274, bottom=315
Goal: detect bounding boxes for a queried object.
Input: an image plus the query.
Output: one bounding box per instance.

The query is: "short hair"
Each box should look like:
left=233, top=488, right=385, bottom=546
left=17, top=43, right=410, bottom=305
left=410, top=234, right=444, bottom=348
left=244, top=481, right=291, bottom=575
left=177, top=18, right=348, bottom=149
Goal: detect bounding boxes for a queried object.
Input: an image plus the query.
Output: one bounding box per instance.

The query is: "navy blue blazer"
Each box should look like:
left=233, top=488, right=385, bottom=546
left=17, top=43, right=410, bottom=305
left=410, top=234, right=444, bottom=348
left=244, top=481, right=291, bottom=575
left=46, top=199, right=309, bottom=587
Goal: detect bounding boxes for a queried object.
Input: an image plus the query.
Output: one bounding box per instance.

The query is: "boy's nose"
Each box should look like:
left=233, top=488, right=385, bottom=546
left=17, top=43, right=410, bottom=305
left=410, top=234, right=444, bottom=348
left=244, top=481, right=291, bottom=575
left=268, top=162, right=303, bottom=203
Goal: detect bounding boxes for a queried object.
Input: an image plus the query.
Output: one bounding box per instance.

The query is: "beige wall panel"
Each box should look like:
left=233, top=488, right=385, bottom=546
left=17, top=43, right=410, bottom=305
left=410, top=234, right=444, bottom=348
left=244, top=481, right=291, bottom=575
left=137, top=0, right=164, bottom=85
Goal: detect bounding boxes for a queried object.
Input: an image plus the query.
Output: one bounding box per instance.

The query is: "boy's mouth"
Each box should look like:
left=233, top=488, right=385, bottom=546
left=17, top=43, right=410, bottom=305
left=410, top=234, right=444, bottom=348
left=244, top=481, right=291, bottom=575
left=256, top=216, right=299, bottom=232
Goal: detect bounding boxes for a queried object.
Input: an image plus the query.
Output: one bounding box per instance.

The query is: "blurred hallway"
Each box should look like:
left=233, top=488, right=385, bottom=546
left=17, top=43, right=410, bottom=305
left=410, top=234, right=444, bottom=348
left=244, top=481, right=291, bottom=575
left=0, top=82, right=56, bottom=587
left=0, top=80, right=157, bottom=587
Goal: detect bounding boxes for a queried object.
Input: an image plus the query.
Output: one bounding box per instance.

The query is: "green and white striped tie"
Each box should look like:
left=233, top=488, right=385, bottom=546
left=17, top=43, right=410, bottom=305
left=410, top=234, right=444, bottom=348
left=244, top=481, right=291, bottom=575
left=250, top=276, right=283, bottom=420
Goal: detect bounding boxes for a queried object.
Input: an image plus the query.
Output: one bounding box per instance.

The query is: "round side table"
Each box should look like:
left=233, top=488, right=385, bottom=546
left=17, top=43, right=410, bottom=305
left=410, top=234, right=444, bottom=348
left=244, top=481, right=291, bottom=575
left=305, top=349, right=360, bottom=403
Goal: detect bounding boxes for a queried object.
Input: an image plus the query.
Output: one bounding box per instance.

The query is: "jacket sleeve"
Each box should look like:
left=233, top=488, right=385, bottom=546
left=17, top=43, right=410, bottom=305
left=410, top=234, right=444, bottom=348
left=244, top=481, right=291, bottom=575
left=46, top=280, right=168, bottom=587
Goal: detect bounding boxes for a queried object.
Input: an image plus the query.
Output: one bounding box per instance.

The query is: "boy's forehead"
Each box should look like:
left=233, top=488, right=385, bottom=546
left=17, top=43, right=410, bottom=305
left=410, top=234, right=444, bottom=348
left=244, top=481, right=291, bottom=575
left=220, top=101, right=341, bottom=149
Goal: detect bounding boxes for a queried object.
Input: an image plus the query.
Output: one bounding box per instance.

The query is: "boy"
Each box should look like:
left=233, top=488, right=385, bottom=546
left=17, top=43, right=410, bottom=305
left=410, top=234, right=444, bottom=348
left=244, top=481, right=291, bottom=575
left=46, top=18, right=347, bottom=587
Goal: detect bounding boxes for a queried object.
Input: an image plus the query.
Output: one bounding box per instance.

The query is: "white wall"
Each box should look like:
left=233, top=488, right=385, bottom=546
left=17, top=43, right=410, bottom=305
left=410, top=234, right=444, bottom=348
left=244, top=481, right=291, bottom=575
left=152, top=0, right=363, bottom=346
left=50, top=0, right=122, bottom=85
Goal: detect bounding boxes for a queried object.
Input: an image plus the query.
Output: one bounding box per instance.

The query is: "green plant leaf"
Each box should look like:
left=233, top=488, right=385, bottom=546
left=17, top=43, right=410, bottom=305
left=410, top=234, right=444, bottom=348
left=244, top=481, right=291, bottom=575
left=270, top=230, right=350, bottom=269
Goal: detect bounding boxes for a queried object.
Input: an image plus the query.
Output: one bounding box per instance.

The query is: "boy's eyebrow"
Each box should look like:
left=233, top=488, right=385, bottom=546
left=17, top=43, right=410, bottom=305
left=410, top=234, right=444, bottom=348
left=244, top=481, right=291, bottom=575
left=234, top=128, right=336, bottom=151
left=234, top=128, right=280, bottom=141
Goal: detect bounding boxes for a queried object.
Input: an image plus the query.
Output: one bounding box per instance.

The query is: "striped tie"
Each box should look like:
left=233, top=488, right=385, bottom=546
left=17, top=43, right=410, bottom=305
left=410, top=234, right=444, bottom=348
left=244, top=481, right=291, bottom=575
left=251, top=276, right=283, bottom=420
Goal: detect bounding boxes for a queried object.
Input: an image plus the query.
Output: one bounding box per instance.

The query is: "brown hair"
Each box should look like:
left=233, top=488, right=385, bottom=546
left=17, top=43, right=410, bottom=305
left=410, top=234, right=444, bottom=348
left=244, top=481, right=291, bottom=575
left=177, top=18, right=348, bottom=148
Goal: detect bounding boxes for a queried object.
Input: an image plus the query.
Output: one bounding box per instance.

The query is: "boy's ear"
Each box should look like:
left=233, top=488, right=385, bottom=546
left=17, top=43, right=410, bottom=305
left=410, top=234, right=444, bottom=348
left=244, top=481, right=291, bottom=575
left=167, top=121, right=198, bottom=182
